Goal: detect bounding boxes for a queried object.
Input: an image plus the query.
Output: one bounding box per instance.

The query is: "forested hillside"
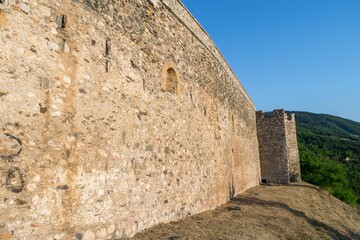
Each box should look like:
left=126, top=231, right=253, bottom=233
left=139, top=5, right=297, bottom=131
left=289, top=111, right=360, bottom=207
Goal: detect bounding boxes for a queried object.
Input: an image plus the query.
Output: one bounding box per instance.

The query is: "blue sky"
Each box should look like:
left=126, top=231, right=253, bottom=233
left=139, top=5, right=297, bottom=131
left=181, top=0, right=360, bottom=122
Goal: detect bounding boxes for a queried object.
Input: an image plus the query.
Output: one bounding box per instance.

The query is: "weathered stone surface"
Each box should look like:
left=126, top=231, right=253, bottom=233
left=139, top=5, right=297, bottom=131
left=286, top=113, right=301, bottom=182
left=18, top=3, right=30, bottom=14
left=0, top=0, right=262, bottom=239
left=83, top=230, right=95, bottom=240
left=96, top=227, right=107, bottom=238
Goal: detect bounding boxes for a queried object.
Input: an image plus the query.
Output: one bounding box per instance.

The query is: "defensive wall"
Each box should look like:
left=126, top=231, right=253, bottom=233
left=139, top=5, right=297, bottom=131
left=256, top=110, right=301, bottom=184
left=0, top=0, right=261, bottom=239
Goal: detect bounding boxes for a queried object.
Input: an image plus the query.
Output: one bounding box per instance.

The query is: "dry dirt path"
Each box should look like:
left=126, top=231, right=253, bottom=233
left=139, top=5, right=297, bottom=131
left=124, top=183, right=360, bottom=240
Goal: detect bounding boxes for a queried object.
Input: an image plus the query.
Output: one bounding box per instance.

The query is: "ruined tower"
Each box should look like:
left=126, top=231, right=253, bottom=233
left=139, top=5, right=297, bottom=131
left=256, top=110, right=301, bottom=184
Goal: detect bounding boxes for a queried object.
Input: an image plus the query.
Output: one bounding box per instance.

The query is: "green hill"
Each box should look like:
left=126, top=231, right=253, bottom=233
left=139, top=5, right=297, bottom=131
left=289, top=111, right=360, bottom=207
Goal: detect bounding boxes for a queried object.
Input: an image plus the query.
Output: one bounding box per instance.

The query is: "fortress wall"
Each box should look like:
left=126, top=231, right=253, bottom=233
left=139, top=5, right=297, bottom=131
left=256, top=110, right=289, bottom=184
left=0, top=0, right=260, bottom=239
left=161, top=0, right=254, bottom=107
left=285, top=114, right=301, bottom=182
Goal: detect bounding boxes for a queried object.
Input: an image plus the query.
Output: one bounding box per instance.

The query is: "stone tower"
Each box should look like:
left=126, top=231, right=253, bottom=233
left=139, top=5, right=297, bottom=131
left=256, top=110, right=301, bottom=184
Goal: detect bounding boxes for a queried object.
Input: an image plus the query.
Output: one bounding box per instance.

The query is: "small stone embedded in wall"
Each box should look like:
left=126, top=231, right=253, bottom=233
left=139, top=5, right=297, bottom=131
left=49, top=42, right=59, bottom=51
left=83, top=230, right=95, bottom=240
left=51, top=111, right=62, bottom=117
left=63, top=76, right=71, bottom=85
left=150, top=0, right=159, bottom=6
left=75, top=233, right=83, bottom=240
left=19, top=3, right=31, bottom=14
left=107, top=224, right=116, bottom=235
left=51, top=27, right=58, bottom=35
left=95, top=228, right=107, bottom=238
left=39, top=77, right=50, bottom=89
left=54, top=233, right=65, bottom=240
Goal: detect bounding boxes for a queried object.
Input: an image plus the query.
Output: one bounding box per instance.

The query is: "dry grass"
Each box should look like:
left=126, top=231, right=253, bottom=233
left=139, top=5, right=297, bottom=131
left=125, top=183, right=360, bottom=240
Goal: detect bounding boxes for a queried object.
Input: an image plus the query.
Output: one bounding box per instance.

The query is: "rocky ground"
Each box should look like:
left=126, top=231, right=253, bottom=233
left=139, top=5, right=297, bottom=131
left=124, top=183, right=360, bottom=240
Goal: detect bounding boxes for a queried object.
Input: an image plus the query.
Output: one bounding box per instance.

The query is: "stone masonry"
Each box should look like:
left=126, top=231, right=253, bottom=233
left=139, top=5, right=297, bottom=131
left=286, top=113, right=301, bottom=182
left=256, top=110, right=301, bottom=184
left=0, top=0, right=263, bottom=239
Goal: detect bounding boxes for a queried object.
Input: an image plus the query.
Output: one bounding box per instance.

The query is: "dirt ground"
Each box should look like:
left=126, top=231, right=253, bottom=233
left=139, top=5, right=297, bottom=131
left=124, top=183, right=360, bottom=240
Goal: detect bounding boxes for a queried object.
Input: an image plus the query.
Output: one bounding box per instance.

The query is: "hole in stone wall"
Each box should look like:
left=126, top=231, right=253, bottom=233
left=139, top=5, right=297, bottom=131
left=60, top=39, right=66, bottom=51
left=105, top=39, right=111, bottom=57
left=289, top=172, right=299, bottom=182
left=58, top=14, right=67, bottom=28
left=261, top=179, right=267, bottom=184
left=204, top=107, right=207, bottom=116
left=231, top=114, right=235, bottom=130
left=105, top=60, right=110, bottom=73
left=150, top=0, right=158, bottom=6
left=165, top=68, right=178, bottom=94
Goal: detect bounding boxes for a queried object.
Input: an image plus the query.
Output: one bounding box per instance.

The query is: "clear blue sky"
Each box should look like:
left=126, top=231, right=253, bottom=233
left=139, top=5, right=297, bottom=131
left=181, top=0, right=360, bottom=122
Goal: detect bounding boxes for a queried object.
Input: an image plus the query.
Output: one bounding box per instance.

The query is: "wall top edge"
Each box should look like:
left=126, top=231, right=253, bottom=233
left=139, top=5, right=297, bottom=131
left=161, top=0, right=255, bottom=109
left=257, top=110, right=296, bottom=121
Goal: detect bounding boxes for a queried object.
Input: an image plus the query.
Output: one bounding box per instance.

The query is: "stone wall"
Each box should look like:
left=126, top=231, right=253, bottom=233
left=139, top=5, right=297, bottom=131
left=0, top=0, right=261, bottom=239
left=286, top=114, right=301, bottom=182
left=256, top=110, right=301, bottom=185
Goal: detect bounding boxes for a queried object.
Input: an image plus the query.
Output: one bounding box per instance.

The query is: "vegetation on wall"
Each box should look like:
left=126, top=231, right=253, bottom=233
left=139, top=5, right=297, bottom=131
left=289, top=111, right=360, bottom=207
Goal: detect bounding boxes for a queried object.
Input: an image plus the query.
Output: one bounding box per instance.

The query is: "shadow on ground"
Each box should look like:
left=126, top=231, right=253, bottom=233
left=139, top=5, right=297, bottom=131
left=232, top=195, right=358, bottom=240
left=125, top=183, right=360, bottom=240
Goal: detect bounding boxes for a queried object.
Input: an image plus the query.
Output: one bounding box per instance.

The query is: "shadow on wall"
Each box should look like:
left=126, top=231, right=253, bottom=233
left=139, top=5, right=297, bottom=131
left=232, top=192, right=359, bottom=240
left=229, top=176, right=235, bottom=201
left=289, top=171, right=300, bottom=183
left=282, top=183, right=323, bottom=192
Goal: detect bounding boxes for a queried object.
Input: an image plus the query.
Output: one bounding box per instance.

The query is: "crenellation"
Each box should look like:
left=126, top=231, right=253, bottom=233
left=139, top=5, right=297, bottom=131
left=286, top=112, right=295, bottom=121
